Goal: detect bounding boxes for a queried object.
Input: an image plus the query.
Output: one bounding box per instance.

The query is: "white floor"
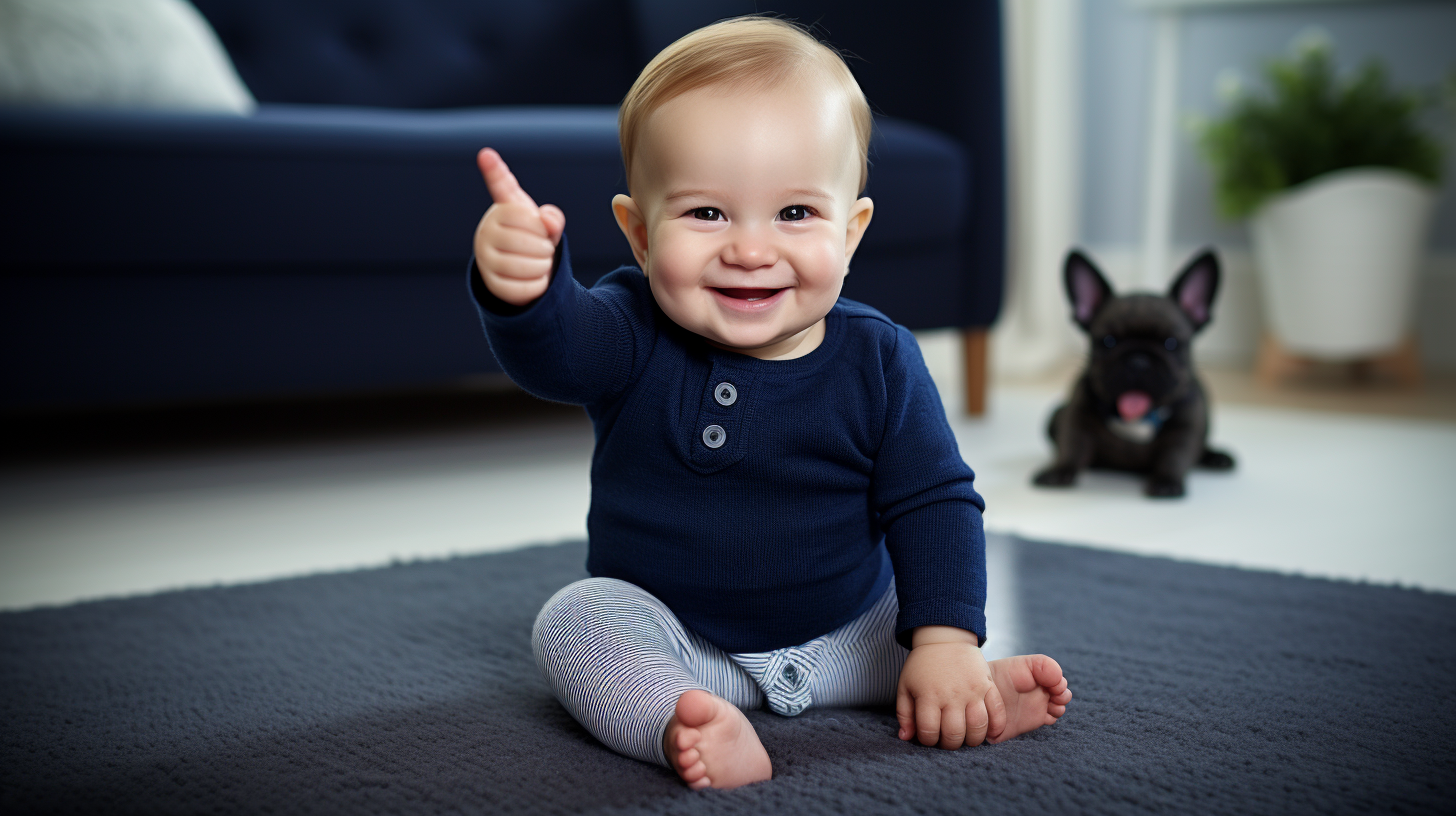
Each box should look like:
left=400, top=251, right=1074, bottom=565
left=4, top=331, right=1453, bottom=659
left=960, top=389, right=1456, bottom=586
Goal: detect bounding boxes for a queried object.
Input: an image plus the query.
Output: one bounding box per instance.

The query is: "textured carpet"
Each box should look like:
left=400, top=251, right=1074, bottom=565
left=3, top=535, right=1453, bottom=815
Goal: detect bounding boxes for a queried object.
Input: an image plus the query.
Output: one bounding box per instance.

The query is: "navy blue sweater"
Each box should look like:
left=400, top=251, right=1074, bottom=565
left=472, top=239, right=987, bottom=652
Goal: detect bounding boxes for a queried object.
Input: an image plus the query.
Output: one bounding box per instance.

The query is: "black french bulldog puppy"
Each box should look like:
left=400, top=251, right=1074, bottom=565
left=1033, top=249, right=1235, bottom=498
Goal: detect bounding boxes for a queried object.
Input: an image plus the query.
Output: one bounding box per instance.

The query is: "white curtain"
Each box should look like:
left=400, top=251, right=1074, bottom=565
left=992, top=0, right=1086, bottom=376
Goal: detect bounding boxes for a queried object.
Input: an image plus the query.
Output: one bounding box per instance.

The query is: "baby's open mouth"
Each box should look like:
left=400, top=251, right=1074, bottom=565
left=714, top=288, right=783, bottom=302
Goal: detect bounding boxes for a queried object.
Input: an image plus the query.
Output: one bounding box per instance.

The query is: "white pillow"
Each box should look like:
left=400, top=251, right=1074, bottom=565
left=0, top=0, right=255, bottom=114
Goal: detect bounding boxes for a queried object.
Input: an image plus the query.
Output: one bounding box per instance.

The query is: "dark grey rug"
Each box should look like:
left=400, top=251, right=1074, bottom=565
left=3, top=535, right=1453, bottom=815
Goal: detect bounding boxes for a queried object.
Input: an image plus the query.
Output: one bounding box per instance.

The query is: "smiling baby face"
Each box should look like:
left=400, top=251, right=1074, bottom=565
left=612, top=75, right=873, bottom=360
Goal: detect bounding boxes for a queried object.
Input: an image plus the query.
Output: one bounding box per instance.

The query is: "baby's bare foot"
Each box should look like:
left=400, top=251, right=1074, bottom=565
left=986, top=654, right=1072, bottom=743
left=662, top=689, right=772, bottom=790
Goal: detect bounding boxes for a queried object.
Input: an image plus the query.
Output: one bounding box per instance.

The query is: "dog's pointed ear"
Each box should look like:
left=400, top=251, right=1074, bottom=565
left=1065, top=250, right=1113, bottom=331
left=1168, top=249, right=1220, bottom=332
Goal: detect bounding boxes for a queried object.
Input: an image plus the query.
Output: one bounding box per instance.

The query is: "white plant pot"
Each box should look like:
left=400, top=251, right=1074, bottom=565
left=1249, top=167, right=1437, bottom=359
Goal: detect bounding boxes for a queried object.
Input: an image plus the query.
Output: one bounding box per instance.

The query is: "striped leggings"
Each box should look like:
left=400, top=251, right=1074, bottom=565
left=531, top=577, right=908, bottom=767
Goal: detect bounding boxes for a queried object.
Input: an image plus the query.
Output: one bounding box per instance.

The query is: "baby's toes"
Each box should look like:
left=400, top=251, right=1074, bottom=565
left=1050, top=687, right=1072, bottom=706
left=680, top=759, right=709, bottom=786
left=674, top=727, right=703, bottom=753
left=677, top=747, right=700, bottom=770
left=1049, top=703, right=1067, bottom=718
left=1031, top=656, right=1065, bottom=685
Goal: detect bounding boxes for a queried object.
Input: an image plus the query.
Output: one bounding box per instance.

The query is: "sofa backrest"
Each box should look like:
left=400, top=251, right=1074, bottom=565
left=191, top=0, right=644, bottom=108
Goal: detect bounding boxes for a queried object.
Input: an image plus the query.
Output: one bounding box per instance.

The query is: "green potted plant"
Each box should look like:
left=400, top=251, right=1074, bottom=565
left=1195, top=34, right=1447, bottom=368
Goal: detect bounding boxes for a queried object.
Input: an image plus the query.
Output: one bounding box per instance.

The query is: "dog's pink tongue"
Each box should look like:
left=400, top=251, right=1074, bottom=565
left=1118, top=391, right=1152, bottom=422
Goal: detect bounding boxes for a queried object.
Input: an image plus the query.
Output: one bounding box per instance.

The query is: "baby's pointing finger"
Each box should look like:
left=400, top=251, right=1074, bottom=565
left=477, top=148, right=538, bottom=208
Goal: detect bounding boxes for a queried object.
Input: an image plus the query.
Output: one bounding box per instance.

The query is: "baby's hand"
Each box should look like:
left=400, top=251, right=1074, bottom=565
left=895, top=626, right=1006, bottom=749
left=473, top=148, right=566, bottom=306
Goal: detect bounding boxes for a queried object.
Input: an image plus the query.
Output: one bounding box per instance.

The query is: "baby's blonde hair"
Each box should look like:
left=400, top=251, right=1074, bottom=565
left=618, top=16, right=873, bottom=195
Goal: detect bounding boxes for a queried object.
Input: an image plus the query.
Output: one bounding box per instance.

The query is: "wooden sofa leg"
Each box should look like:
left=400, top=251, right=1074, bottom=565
left=962, top=328, right=988, bottom=416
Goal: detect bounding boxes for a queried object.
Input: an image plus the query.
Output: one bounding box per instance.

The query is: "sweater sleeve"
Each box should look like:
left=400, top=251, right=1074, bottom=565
left=870, top=325, right=988, bottom=649
left=468, top=236, right=651, bottom=407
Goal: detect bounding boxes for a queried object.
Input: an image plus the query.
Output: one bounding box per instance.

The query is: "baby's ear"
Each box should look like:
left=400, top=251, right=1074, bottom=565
left=843, top=197, right=874, bottom=265
left=612, top=194, right=649, bottom=271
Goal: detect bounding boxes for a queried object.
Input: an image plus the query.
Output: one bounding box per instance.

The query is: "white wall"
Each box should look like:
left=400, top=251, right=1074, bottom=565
left=1077, top=0, right=1456, bottom=369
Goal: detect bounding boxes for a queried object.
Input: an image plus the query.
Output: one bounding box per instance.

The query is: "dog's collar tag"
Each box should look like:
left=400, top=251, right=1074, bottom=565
left=1106, top=406, right=1170, bottom=444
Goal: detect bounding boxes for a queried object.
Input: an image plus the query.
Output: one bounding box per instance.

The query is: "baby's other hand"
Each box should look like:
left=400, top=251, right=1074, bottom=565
left=474, top=148, right=566, bottom=306
left=895, top=626, right=1006, bottom=750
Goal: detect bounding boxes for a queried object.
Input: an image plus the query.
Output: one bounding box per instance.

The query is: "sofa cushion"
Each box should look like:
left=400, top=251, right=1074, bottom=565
left=0, top=0, right=254, bottom=114
left=2, top=106, right=964, bottom=277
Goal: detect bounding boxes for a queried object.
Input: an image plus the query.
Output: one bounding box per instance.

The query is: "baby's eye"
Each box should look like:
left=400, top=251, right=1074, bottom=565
left=778, top=205, right=813, bottom=222
left=690, top=207, right=724, bottom=221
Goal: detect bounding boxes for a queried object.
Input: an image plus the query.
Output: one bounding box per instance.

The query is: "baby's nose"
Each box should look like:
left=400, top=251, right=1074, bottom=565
left=722, top=225, right=778, bottom=270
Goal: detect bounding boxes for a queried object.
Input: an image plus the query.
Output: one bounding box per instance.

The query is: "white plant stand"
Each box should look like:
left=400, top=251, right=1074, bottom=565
left=1255, top=332, right=1424, bottom=388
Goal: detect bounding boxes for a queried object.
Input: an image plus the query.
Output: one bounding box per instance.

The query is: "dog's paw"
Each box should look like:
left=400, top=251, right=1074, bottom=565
left=1198, top=449, right=1236, bottom=470
left=1144, top=475, right=1186, bottom=498
left=1033, top=465, right=1079, bottom=488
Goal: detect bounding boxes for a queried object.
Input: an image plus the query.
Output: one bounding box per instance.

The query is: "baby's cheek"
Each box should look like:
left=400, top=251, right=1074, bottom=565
left=804, top=241, right=850, bottom=282
left=651, top=231, right=714, bottom=273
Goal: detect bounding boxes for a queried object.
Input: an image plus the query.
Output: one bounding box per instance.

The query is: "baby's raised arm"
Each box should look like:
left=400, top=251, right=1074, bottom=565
left=470, top=147, right=654, bottom=407
left=473, top=148, right=567, bottom=306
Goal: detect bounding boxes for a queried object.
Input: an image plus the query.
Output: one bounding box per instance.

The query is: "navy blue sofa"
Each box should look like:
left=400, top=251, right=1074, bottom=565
left=0, top=0, right=1004, bottom=412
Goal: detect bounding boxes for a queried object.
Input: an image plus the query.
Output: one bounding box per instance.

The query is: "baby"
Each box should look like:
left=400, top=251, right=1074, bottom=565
left=470, top=16, right=1070, bottom=790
